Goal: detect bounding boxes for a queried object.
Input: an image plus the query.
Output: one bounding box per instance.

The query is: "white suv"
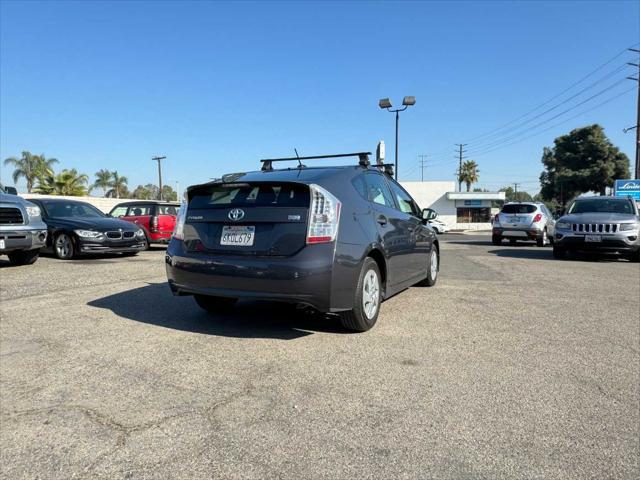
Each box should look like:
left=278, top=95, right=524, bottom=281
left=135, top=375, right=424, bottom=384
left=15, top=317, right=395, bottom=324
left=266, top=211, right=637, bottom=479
left=492, top=202, right=555, bottom=247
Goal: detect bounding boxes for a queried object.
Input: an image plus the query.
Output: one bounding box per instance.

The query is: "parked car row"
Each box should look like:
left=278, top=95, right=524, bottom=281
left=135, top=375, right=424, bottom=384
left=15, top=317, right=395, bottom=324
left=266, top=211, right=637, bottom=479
left=492, top=197, right=640, bottom=262
left=1, top=188, right=180, bottom=263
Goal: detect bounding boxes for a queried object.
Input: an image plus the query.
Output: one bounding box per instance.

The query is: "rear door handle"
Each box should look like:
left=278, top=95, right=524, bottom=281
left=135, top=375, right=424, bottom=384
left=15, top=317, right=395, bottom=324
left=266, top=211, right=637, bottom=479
left=377, top=215, right=388, bottom=226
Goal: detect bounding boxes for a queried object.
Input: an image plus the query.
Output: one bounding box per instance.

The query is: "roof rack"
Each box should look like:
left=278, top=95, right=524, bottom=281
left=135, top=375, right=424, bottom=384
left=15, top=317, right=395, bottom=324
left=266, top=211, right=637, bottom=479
left=260, top=152, right=371, bottom=171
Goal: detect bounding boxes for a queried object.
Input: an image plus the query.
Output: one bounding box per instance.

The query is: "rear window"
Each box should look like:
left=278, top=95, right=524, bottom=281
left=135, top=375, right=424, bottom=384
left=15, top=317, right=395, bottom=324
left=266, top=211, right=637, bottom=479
left=189, top=183, right=310, bottom=209
left=158, top=205, right=179, bottom=215
left=501, top=204, right=537, bottom=214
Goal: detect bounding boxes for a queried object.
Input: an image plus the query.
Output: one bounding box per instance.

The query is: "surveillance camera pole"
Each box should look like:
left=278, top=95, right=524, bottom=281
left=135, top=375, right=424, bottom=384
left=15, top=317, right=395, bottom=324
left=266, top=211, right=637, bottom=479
left=379, top=97, right=415, bottom=181
left=152, top=156, right=166, bottom=201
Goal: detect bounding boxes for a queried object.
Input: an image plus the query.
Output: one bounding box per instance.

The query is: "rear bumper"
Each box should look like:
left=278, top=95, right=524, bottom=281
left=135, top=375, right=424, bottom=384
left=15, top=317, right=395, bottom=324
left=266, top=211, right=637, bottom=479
left=555, top=232, right=640, bottom=253
left=493, top=227, right=542, bottom=240
left=165, top=239, right=336, bottom=312
left=149, top=232, right=172, bottom=244
left=0, top=229, right=47, bottom=253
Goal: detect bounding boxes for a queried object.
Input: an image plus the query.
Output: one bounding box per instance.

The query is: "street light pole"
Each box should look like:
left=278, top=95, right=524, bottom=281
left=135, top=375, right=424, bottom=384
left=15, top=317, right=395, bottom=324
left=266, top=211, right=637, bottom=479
left=152, top=156, right=166, bottom=201
left=379, top=96, right=416, bottom=180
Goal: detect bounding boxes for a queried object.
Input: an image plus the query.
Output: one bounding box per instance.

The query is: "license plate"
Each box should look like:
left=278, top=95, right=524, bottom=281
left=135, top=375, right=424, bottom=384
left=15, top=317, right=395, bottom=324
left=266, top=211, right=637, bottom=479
left=585, top=235, right=602, bottom=243
left=509, top=216, right=521, bottom=223
left=220, top=226, right=255, bottom=246
left=0, top=239, right=4, bottom=250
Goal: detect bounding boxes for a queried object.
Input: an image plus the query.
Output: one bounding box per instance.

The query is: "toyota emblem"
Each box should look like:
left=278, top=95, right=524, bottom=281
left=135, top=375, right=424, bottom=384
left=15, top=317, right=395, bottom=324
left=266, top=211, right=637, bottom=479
left=228, top=208, right=245, bottom=221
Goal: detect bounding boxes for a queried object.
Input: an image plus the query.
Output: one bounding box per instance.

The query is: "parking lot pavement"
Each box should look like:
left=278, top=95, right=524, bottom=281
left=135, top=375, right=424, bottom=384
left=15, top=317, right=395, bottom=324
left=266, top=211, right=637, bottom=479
left=1, top=237, right=639, bottom=479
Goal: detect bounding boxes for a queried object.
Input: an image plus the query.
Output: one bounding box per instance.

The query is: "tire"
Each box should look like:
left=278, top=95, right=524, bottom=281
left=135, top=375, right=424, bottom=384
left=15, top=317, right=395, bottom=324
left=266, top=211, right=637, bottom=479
left=536, top=228, right=548, bottom=247
left=630, top=250, right=640, bottom=263
left=53, top=232, right=75, bottom=260
left=491, top=235, right=502, bottom=246
left=553, top=245, right=566, bottom=259
left=509, top=239, right=517, bottom=246
left=194, top=294, right=237, bottom=314
left=417, top=244, right=439, bottom=287
left=121, top=251, right=139, bottom=257
left=7, top=249, right=40, bottom=266
left=338, top=257, right=382, bottom=332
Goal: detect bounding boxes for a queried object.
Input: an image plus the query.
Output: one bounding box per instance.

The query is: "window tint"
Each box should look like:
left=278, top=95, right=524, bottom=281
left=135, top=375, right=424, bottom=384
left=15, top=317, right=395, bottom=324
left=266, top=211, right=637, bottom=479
left=158, top=205, right=179, bottom=215
left=351, top=175, right=368, bottom=200
left=501, top=204, right=537, bottom=214
left=387, top=180, right=419, bottom=216
left=44, top=201, right=104, bottom=218
left=569, top=199, right=633, bottom=214
left=363, top=173, right=394, bottom=208
left=127, top=205, right=152, bottom=216
left=110, top=206, right=128, bottom=217
left=189, top=183, right=310, bottom=209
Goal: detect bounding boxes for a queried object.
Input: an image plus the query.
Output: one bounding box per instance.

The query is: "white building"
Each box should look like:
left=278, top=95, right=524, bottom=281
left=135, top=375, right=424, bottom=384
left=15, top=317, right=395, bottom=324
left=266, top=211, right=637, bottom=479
left=401, top=181, right=505, bottom=231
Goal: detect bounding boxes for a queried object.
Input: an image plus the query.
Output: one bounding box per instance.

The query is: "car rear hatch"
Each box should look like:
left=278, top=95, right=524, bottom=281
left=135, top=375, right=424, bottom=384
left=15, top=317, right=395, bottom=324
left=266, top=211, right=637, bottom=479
left=184, top=182, right=311, bottom=256
left=499, top=204, right=537, bottom=228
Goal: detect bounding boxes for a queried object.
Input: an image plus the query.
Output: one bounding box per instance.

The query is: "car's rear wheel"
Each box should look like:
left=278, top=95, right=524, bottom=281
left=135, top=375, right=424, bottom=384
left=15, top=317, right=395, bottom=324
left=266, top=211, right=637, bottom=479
left=417, top=244, right=439, bottom=287
left=552, top=245, right=567, bottom=259
left=492, top=235, right=502, bottom=245
left=7, top=249, right=40, bottom=266
left=629, top=250, right=640, bottom=263
left=194, top=294, right=237, bottom=314
left=54, top=233, right=75, bottom=260
left=339, top=258, right=381, bottom=332
left=536, top=228, right=548, bottom=247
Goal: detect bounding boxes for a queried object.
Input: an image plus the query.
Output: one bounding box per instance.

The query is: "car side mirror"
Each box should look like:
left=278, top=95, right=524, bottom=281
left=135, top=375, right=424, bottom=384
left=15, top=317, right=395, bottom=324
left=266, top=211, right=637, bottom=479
left=422, top=208, right=438, bottom=222
left=4, top=186, right=17, bottom=195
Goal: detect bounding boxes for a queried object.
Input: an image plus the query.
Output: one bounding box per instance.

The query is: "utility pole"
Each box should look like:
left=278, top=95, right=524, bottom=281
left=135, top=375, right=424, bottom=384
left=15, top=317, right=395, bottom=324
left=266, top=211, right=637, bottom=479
left=417, top=154, right=428, bottom=181
left=627, top=48, right=640, bottom=179
left=513, top=183, right=521, bottom=202
left=455, top=144, right=468, bottom=192
left=152, top=156, right=166, bottom=201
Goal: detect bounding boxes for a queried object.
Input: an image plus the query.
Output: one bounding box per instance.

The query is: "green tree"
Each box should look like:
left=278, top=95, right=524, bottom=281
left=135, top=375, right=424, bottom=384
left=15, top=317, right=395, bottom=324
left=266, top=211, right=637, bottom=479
left=3, top=151, right=58, bottom=192
left=459, top=160, right=480, bottom=192
left=539, top=124, right=630, bottom=205
left=35, top=169, right=89, bottom=196
left=499, top=186, right=533, bottom=202
left=106, top=171, right=128, bottom=198
left=91, top=169, right=113, bottom=196
left=161, top=185, right=178, bottom=201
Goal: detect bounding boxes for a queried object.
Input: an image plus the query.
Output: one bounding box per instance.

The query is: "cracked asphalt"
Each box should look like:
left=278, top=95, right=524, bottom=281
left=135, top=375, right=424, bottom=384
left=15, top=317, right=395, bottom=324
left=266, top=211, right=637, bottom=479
left=1, top=235, right=639, bottom=479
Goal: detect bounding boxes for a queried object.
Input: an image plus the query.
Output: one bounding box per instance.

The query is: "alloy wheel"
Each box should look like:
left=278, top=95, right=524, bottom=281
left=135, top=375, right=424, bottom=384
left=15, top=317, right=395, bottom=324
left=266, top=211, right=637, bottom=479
left=430, top=249, right=438, bottom=280
left=362, top=269, right=380, bottom=320
left=56, top=234, right=72, bottom=258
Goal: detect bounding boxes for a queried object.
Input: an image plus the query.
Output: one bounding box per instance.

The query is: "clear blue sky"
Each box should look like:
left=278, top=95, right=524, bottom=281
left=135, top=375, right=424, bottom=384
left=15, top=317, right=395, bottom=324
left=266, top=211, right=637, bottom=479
left=1, top=0, right=638, bottom=195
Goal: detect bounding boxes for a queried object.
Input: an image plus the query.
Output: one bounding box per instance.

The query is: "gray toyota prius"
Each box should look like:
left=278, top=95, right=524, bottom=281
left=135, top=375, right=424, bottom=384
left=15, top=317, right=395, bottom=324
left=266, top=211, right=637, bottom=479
left=165, top=152, right=439, bottom=331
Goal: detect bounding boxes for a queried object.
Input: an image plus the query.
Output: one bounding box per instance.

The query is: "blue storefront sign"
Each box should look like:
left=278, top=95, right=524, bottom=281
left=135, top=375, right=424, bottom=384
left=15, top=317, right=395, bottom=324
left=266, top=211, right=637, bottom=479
left=463, top=200, right=483, bottom=206
left=614, top=179, right=640, bottom=201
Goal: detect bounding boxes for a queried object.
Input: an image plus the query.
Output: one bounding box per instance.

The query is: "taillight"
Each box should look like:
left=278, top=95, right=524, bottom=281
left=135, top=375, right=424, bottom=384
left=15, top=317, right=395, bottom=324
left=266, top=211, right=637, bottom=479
left=151, top=215, right=159, bottom=232
left=533, top=213, right=542, bottom=223
left=173, top=195, right=187, bottom=240
left=307, top=184, right=341, bottom=244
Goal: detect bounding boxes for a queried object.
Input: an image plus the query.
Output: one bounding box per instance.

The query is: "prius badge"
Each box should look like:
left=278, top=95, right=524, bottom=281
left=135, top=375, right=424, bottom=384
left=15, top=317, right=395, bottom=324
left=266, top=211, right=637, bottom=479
left=228, top=208, right=245, bottom=221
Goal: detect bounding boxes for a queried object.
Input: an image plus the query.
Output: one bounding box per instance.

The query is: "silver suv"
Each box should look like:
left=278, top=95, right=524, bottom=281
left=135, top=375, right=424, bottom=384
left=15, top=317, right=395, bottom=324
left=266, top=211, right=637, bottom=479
left=0, top=190, right=48, bottom=265
left=553, top=196, right=640, bottom=261
left=492, top=202, right=555, bottom=247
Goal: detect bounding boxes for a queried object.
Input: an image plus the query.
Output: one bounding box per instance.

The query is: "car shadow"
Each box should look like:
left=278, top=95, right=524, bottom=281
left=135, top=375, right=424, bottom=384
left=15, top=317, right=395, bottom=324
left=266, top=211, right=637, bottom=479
left=87, top=282, right=348, bottom=340
left=488, top=248, right=631, bottom=262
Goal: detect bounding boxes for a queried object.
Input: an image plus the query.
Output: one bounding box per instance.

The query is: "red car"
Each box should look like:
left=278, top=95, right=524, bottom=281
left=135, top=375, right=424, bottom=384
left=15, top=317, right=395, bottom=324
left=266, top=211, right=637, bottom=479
left=109, top=201, right=180, bottom=245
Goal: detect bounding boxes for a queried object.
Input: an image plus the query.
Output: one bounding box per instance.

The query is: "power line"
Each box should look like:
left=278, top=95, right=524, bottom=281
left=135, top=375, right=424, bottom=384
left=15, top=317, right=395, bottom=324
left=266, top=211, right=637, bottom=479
left=467, top=63, right=632, bottom=151
left=417, top=154, right=428, bottom=181
left=471, top=86, right=635, bottom=157
left=464, top=45, right=638, bottom=144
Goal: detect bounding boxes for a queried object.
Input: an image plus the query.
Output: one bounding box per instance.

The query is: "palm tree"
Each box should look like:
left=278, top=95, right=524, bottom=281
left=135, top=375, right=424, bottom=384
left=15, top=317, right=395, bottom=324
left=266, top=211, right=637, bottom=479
left=459, top=160, right=480, bottom=192
left=35, top=169, right=89, bottom=196
left=91, top=169, right=113, bottom=196
left=106, top=171, right=128, bottom=198
left=3, top=151, right=58, bottom=192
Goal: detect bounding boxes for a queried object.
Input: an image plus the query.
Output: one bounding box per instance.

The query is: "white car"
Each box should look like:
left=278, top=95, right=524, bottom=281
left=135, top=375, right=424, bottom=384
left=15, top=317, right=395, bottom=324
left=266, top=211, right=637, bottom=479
left=428, top=218, right=448, bottom=234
